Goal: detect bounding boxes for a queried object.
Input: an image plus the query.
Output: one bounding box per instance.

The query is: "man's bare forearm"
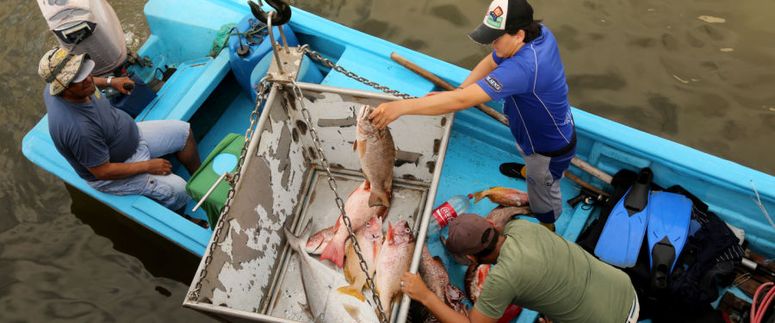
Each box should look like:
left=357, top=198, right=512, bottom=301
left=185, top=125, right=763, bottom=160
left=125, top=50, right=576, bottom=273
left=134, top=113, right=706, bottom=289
left=420, top=293, right=472, bottom=323
left=89, top=161, right=149, bottom=180
left=399, top=85, right=491, bottom=117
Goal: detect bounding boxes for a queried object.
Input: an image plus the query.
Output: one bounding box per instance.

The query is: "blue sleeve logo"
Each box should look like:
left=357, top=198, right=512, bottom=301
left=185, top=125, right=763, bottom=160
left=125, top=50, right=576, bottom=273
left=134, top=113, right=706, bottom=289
left=485, top=75, right=503, bottom=92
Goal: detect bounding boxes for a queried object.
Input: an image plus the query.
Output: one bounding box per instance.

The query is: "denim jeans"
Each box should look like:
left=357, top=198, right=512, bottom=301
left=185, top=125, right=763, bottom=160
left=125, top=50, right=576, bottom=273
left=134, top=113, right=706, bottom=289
left=88, top=120, right=190, bottom=210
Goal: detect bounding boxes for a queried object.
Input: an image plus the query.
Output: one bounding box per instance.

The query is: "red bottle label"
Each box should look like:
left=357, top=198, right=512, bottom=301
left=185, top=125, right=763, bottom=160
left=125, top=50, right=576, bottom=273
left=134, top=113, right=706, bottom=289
left=432, top=202, right=457, bottom=228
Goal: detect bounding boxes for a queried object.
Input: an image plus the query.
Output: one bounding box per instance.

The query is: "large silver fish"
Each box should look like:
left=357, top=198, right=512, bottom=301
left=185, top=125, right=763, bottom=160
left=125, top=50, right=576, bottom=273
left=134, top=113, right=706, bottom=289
left=355, top=105, right=396, bottom=207
left=375, top=219, right=416, bottom=318
left=284, top=228, right=380, bottom=323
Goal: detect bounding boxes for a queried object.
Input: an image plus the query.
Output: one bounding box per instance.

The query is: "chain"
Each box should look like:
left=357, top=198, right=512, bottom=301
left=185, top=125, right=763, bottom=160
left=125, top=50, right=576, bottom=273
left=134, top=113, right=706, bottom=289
left=189, top=78, right=271, bottom=302
left=289, top=79, right=389, bottom=323
left=302, top=45, right=414, bottom=100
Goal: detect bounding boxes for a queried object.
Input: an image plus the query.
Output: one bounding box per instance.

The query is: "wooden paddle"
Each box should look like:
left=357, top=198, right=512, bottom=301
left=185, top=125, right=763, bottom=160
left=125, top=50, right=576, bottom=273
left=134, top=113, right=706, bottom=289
left=389, top=52, right=613, bottom=185
left=390, top=52, right=510, bottom=125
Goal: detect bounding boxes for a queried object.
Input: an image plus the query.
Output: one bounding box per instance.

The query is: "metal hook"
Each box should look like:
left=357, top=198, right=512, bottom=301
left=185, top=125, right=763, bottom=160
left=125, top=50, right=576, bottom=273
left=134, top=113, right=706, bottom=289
left=264, top=12, right=285, bottom=75
left=248, top=0, right=291, bottom=26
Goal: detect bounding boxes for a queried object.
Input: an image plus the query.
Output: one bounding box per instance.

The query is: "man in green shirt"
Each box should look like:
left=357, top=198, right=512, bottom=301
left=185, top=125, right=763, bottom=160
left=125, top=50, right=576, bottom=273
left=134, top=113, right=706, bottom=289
left=400, top=214, right=639, bottom=323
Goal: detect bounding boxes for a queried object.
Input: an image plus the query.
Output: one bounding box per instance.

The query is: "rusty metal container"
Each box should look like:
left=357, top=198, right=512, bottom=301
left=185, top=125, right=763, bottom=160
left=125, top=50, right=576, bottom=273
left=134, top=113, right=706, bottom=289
left=184, top=49, right=452, bottom=322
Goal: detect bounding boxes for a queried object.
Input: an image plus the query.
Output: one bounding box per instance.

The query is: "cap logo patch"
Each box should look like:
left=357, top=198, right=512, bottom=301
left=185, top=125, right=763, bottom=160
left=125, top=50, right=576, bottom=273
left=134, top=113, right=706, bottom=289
left=53, top=49, right=68, bottom=61
left=485, top=75, right=503, bottom=92
left=485, top=6, right=504, bottom=28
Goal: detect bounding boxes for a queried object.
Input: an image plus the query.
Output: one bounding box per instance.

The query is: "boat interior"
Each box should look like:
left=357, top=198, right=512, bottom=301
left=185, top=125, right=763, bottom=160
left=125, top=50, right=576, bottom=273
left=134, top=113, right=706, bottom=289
left=21, top=0, right=775, bottom=322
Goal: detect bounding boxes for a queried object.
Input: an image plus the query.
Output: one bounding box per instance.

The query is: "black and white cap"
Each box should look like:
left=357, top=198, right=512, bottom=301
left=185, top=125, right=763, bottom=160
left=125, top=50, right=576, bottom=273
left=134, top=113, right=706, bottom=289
left=468, top=0, right=534, bottom=45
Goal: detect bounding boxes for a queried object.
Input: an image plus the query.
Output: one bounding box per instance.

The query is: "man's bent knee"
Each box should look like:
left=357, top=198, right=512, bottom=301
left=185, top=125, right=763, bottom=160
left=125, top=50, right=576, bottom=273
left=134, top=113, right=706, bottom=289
left=143, top=174, right=190, bottom=210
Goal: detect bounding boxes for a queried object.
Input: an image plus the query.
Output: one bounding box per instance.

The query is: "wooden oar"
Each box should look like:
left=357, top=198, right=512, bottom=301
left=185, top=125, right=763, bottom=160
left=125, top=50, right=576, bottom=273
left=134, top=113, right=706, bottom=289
left=389, top=51, right=613, bottom=185
left=390, top=52, right=510, bottom=125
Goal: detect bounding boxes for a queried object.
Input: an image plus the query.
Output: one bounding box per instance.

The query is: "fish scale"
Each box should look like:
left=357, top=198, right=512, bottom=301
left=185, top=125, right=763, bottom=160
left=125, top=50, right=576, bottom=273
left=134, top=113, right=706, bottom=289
left=355, top=105, right=396, bottom=207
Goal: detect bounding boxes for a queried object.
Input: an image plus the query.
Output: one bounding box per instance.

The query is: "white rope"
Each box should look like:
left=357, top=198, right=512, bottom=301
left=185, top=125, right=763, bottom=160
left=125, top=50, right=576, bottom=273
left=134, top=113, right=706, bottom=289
left=750, top=180, right=775, bottom=230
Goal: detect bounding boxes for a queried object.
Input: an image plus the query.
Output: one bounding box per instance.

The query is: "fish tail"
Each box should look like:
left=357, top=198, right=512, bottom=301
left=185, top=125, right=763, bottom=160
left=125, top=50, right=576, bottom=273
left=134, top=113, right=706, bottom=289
left=386, top=222, right=394, bottom=243
left=471, top=190, right=487, bottom=203
left=336, top=285, right=366, bottom=302
left=320, top=237, right=346, bottom=268
left=378, top=293, right=393, bottom=318
left=368, top=190, right=391, bottom=208
left=283, top=227, right=308, bottom=254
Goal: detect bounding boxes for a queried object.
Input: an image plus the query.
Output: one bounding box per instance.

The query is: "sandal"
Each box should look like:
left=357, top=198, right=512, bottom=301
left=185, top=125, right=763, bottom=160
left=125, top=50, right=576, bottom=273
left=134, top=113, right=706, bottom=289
left=499, top=162, right=527, bottom=179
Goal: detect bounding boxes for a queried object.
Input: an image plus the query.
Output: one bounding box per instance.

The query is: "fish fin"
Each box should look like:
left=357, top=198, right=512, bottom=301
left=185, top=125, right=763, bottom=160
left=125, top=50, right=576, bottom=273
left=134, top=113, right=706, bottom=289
left=368, top=190, right=390, bottom=208
left=386, top=222, right=394, bottom=243
left=343, top=304, right=361, bottom=321
left=372, top=243, right=381, bottom=262
left=332, top=217, right=342, bottom=232
left=478, top=267, right=487, bottom=282
left=320, top=238, right=346, bottom=268
left=376, top=206, right=389, bottom=220
left=356, top=140, right=366, bottom=160
left=343, top=243, right=355, bottom=284
left=337, top=286, right=366, bottom=302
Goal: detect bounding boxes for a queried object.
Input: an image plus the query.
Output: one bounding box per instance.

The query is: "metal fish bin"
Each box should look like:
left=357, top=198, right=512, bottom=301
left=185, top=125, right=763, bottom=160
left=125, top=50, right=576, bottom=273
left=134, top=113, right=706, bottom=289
left=184, top=62, right=453, bottom=322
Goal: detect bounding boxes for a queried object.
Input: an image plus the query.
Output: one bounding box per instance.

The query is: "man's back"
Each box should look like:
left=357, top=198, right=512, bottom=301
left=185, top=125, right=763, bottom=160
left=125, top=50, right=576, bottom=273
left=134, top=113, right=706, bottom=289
left=477, top=26, right=574, bottom=155
left=476, top=220, right=635, bottom=322
left=44, top=85, right=139, bottom=181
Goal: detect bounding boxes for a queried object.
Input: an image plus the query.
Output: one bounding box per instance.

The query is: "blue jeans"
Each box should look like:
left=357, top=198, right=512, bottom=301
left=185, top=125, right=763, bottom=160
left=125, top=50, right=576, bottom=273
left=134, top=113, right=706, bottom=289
left=88, top=120, right=191, bottom=210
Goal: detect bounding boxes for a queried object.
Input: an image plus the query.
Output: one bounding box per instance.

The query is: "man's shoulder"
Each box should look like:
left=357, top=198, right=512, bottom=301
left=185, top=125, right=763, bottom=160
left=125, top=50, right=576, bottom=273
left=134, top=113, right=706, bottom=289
left=504, top=219, right=533, bottom=233
left=501, top=221, right=547, bottom=262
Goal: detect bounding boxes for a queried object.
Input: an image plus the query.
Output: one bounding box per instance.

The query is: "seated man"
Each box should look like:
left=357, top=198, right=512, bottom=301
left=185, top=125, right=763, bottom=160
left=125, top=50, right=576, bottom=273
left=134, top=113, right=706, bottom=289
left=38, top=48, right=201, bottom=212
left=400, top=214, right=639, bottom=323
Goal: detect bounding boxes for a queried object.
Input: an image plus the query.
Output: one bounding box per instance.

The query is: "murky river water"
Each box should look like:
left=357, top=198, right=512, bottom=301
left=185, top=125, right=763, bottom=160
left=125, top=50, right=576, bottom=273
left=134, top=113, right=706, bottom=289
left=1, top=0, right=772, bottom=321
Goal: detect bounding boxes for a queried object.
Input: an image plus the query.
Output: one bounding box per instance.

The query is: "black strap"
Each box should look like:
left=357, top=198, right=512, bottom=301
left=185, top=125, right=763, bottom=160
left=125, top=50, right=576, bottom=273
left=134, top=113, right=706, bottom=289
left=536, top=130, right=576, bottom=157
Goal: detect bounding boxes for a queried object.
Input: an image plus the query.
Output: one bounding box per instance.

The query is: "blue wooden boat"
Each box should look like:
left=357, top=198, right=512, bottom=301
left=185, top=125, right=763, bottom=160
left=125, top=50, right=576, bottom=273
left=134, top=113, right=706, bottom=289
left=22, top=0, right=775, bottom=322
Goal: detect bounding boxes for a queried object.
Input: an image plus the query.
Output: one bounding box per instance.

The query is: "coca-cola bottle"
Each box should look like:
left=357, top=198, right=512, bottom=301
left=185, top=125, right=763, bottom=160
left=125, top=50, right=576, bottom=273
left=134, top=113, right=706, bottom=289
left=428, top=195, right=471, bottom=236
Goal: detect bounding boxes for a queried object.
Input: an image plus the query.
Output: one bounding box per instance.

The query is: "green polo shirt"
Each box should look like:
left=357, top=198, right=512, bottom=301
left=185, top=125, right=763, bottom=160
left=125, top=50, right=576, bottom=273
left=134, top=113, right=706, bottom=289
left=475, top=220, right=635, bottom=322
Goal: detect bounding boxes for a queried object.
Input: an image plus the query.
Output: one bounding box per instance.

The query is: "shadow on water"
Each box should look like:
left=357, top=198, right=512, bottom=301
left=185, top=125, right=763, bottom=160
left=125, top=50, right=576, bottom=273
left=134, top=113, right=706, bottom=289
left=65, top=184, right=201, bottom=284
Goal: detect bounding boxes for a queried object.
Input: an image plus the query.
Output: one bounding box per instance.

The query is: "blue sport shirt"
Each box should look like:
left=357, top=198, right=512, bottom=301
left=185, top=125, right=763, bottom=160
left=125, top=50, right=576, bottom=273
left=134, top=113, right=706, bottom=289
left=44, top=85, right=140, bottom=181
left=476, top=25, right=574, bottom=156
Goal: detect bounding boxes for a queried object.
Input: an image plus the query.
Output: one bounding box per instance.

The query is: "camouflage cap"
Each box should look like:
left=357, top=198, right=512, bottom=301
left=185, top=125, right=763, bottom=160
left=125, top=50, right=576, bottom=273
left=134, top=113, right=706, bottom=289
left=38, top=48, right=89, bottom=96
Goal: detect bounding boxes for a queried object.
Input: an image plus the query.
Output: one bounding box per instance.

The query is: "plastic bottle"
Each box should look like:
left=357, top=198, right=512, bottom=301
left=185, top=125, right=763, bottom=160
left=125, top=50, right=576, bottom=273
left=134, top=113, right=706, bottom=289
left=428, top=195, right=471, bottom=236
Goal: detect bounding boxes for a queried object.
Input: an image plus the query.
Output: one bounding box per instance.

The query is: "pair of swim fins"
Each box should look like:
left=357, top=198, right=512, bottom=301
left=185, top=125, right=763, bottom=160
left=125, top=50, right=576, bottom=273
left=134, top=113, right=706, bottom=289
left=594, top=169, right=653, bottom=268
left=594, top=168, right=692, bottom=288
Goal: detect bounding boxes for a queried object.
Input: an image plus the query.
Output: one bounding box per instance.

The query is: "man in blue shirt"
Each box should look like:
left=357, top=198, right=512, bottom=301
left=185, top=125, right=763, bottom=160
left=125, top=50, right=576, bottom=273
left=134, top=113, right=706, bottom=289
left=370, top=0, right=575, bottom=231
left=38, top=48, right=201, bottom=212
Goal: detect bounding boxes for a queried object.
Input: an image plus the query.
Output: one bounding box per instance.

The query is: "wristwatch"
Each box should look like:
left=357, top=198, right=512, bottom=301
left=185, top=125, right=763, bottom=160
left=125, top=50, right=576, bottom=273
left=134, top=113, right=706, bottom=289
left=107, top=76, right=114, bottom=87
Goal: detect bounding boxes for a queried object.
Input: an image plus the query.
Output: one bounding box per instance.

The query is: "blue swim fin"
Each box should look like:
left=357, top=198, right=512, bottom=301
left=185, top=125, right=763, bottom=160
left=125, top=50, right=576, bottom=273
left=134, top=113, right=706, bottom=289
left=647, top=191, right=692, bottom=289
left=595, top=168, right=653, bottom=268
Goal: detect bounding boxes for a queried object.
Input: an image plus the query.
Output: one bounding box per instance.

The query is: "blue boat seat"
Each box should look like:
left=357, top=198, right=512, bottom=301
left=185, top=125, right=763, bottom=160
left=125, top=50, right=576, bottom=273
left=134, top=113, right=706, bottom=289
left=321, top=46, right=435, bottom=96
left=135, top=50, right=231, bottom=122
